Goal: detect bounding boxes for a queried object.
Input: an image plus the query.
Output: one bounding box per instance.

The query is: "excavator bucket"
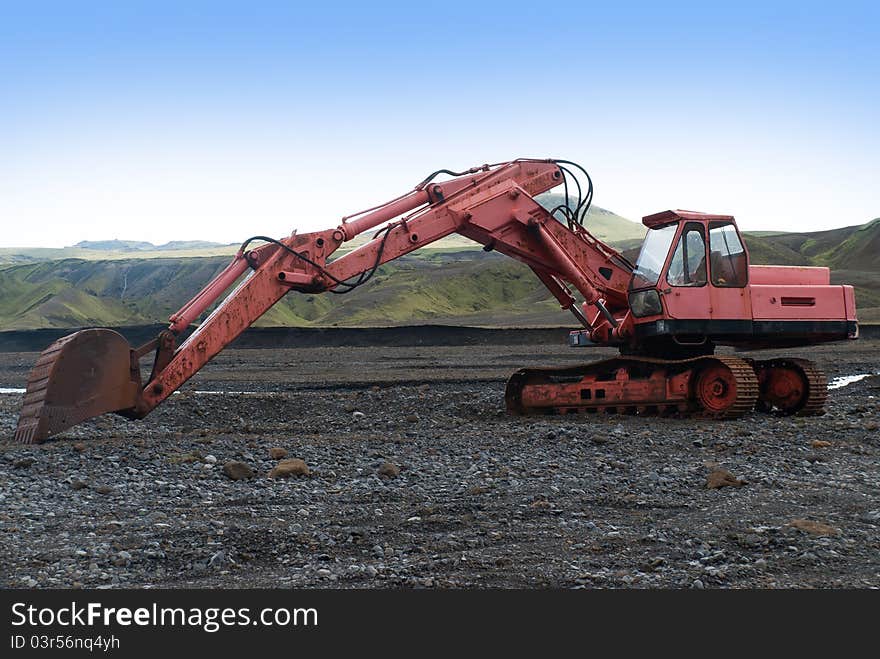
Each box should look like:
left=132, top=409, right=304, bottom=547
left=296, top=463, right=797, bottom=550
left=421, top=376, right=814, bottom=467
left=14, top=329, right=142, bottom=444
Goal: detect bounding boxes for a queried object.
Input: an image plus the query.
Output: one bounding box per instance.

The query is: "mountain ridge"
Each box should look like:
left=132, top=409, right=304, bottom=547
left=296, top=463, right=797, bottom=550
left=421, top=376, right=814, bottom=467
left=73, top=239, right=234, bottom=251
left=1, top=214, right=877, bottom=330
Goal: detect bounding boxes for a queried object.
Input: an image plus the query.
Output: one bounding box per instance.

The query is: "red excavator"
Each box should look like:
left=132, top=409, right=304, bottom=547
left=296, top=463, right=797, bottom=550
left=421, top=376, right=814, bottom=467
left=14, top=158, right=858, bottom=443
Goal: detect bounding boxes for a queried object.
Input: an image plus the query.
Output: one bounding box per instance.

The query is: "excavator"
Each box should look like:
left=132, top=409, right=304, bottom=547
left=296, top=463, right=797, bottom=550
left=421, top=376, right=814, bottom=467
left=14, top=158, right=859, bottom=444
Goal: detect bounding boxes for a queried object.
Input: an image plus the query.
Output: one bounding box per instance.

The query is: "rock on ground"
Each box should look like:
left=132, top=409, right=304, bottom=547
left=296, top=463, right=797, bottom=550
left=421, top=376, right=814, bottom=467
left=0, top=340, right=877, bottom=589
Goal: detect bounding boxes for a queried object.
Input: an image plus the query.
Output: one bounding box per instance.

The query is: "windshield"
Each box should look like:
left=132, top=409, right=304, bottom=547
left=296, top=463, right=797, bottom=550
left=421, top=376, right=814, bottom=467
left=630, top=224, right=677, bottom=289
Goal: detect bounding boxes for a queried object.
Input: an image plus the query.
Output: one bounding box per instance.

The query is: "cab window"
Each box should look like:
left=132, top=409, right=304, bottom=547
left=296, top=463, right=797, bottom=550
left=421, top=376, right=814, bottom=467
left=666, top=224, right=706, bottom=287
left=709, top=222, right=748, bottom=287
left=630, top=223, right=677, bottom=289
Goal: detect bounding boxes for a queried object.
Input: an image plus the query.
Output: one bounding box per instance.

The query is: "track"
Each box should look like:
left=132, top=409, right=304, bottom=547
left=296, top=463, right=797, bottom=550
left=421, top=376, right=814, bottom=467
left=793, top=359, right=829, bottom=416
left=754, top=358, right=827, bottom=416
left=506, top=354, right=760, bottom=419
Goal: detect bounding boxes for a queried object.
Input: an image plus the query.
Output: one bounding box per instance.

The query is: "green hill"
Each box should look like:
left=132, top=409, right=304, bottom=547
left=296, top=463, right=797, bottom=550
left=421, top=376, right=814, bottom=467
left=819, top=218, right=880, bottom=270
left=740, top=234, right=811, bottom=266
left=0, top=252, right=562, bottom=330
left=749, top=218, right=880, bottom=270
left=0, top=199, right=644, bottom=267
left=0, top=257, right=236, bottom=329
left=74, top=239, right=234, bottom=252
left=0, top=244, right=242, bottom=265
left=1, top=214, right=878, bottom=330
left=155, top=240, right=236, bottom=251
left=536, top=194, right=646, bottom=243
left=74, top=239, right=156, bottom=251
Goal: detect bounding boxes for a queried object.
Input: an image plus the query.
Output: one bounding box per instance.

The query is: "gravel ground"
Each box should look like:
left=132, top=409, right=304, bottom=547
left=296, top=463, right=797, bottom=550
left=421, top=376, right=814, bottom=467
left=0, top=338, right=878, bottom=589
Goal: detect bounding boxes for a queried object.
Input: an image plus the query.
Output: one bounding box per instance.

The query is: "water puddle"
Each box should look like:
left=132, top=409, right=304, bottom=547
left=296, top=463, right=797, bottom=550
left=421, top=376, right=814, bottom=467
left=827, top=373, right=875, bottom=390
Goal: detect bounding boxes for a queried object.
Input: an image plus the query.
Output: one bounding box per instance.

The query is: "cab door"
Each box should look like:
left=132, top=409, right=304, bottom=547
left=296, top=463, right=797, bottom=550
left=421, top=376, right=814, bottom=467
left=661, top=222, right=710, bottom=320
left=707, top=222, right=752, bottom=320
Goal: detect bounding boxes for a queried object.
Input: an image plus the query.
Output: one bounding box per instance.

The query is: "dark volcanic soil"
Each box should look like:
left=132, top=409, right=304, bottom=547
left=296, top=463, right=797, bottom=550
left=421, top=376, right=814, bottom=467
left=0, top=338, right=878, bottom=589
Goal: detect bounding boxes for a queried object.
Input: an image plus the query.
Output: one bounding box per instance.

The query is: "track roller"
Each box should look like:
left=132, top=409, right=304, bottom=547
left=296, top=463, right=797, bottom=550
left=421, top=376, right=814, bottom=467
left=754, top=358, right=827, bottom=416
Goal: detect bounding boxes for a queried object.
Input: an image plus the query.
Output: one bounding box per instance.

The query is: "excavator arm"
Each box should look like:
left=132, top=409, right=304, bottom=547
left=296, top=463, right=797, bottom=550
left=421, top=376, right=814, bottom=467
left=15, top=158, right=634, bottom=443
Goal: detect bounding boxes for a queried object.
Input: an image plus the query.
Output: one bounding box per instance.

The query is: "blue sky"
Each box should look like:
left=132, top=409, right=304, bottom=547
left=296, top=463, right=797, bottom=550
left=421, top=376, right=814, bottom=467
left=1, top=1, right=878, bottom=247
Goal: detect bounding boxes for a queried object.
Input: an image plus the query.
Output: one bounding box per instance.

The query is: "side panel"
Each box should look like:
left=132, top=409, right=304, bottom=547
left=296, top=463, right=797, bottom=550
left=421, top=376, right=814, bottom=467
left=750, top=284, right=849, bottom=320
left=749, top=265, right=830, bottom=286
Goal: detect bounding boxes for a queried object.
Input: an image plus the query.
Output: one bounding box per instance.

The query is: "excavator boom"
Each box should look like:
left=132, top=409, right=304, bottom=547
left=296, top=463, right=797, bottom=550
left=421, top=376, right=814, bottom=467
left=14, top=157, right=855, bottom=443
left=15, top=159, right=632, bottom=443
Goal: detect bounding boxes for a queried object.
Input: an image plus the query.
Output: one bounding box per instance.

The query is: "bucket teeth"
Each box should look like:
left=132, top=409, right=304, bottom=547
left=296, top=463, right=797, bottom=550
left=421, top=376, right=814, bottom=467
left=14, top=329, right=142, bottom=444
left=13, top=420, right=39, bottom=445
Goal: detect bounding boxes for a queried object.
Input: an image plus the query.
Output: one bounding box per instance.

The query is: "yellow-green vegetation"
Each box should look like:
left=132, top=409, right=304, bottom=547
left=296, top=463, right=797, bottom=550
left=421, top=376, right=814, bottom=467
left=536, top=195, right=646, bottom=242
left=0, top=203, right=641, bottom=266
left=752, top=218, right=880, bottom=270
left=0, top=252, right=561, bottom=330
left=740, top=235, right=811, bottom=266
left=0, top=257, right=233, bottom=330
left=0, top=244, right=242, bottom=265
left=1, top=215, right=877, bottom=330
left=299, top=258, right=560, bottom=327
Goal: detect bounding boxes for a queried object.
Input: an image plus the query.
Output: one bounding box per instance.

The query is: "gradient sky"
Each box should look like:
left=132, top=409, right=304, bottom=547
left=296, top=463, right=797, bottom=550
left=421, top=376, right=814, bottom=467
left=1, top=1, right=878, bottom=247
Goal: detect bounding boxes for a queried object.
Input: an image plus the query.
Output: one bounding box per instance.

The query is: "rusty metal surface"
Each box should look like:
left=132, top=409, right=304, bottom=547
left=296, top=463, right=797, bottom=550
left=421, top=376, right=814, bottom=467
left=754, top=357, right=827, bottom=416
left=506, top=354, right=760, bottom=418
left=642, top=209, right=735, bottom=228
left=14, top=329, right=141, bottom=444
